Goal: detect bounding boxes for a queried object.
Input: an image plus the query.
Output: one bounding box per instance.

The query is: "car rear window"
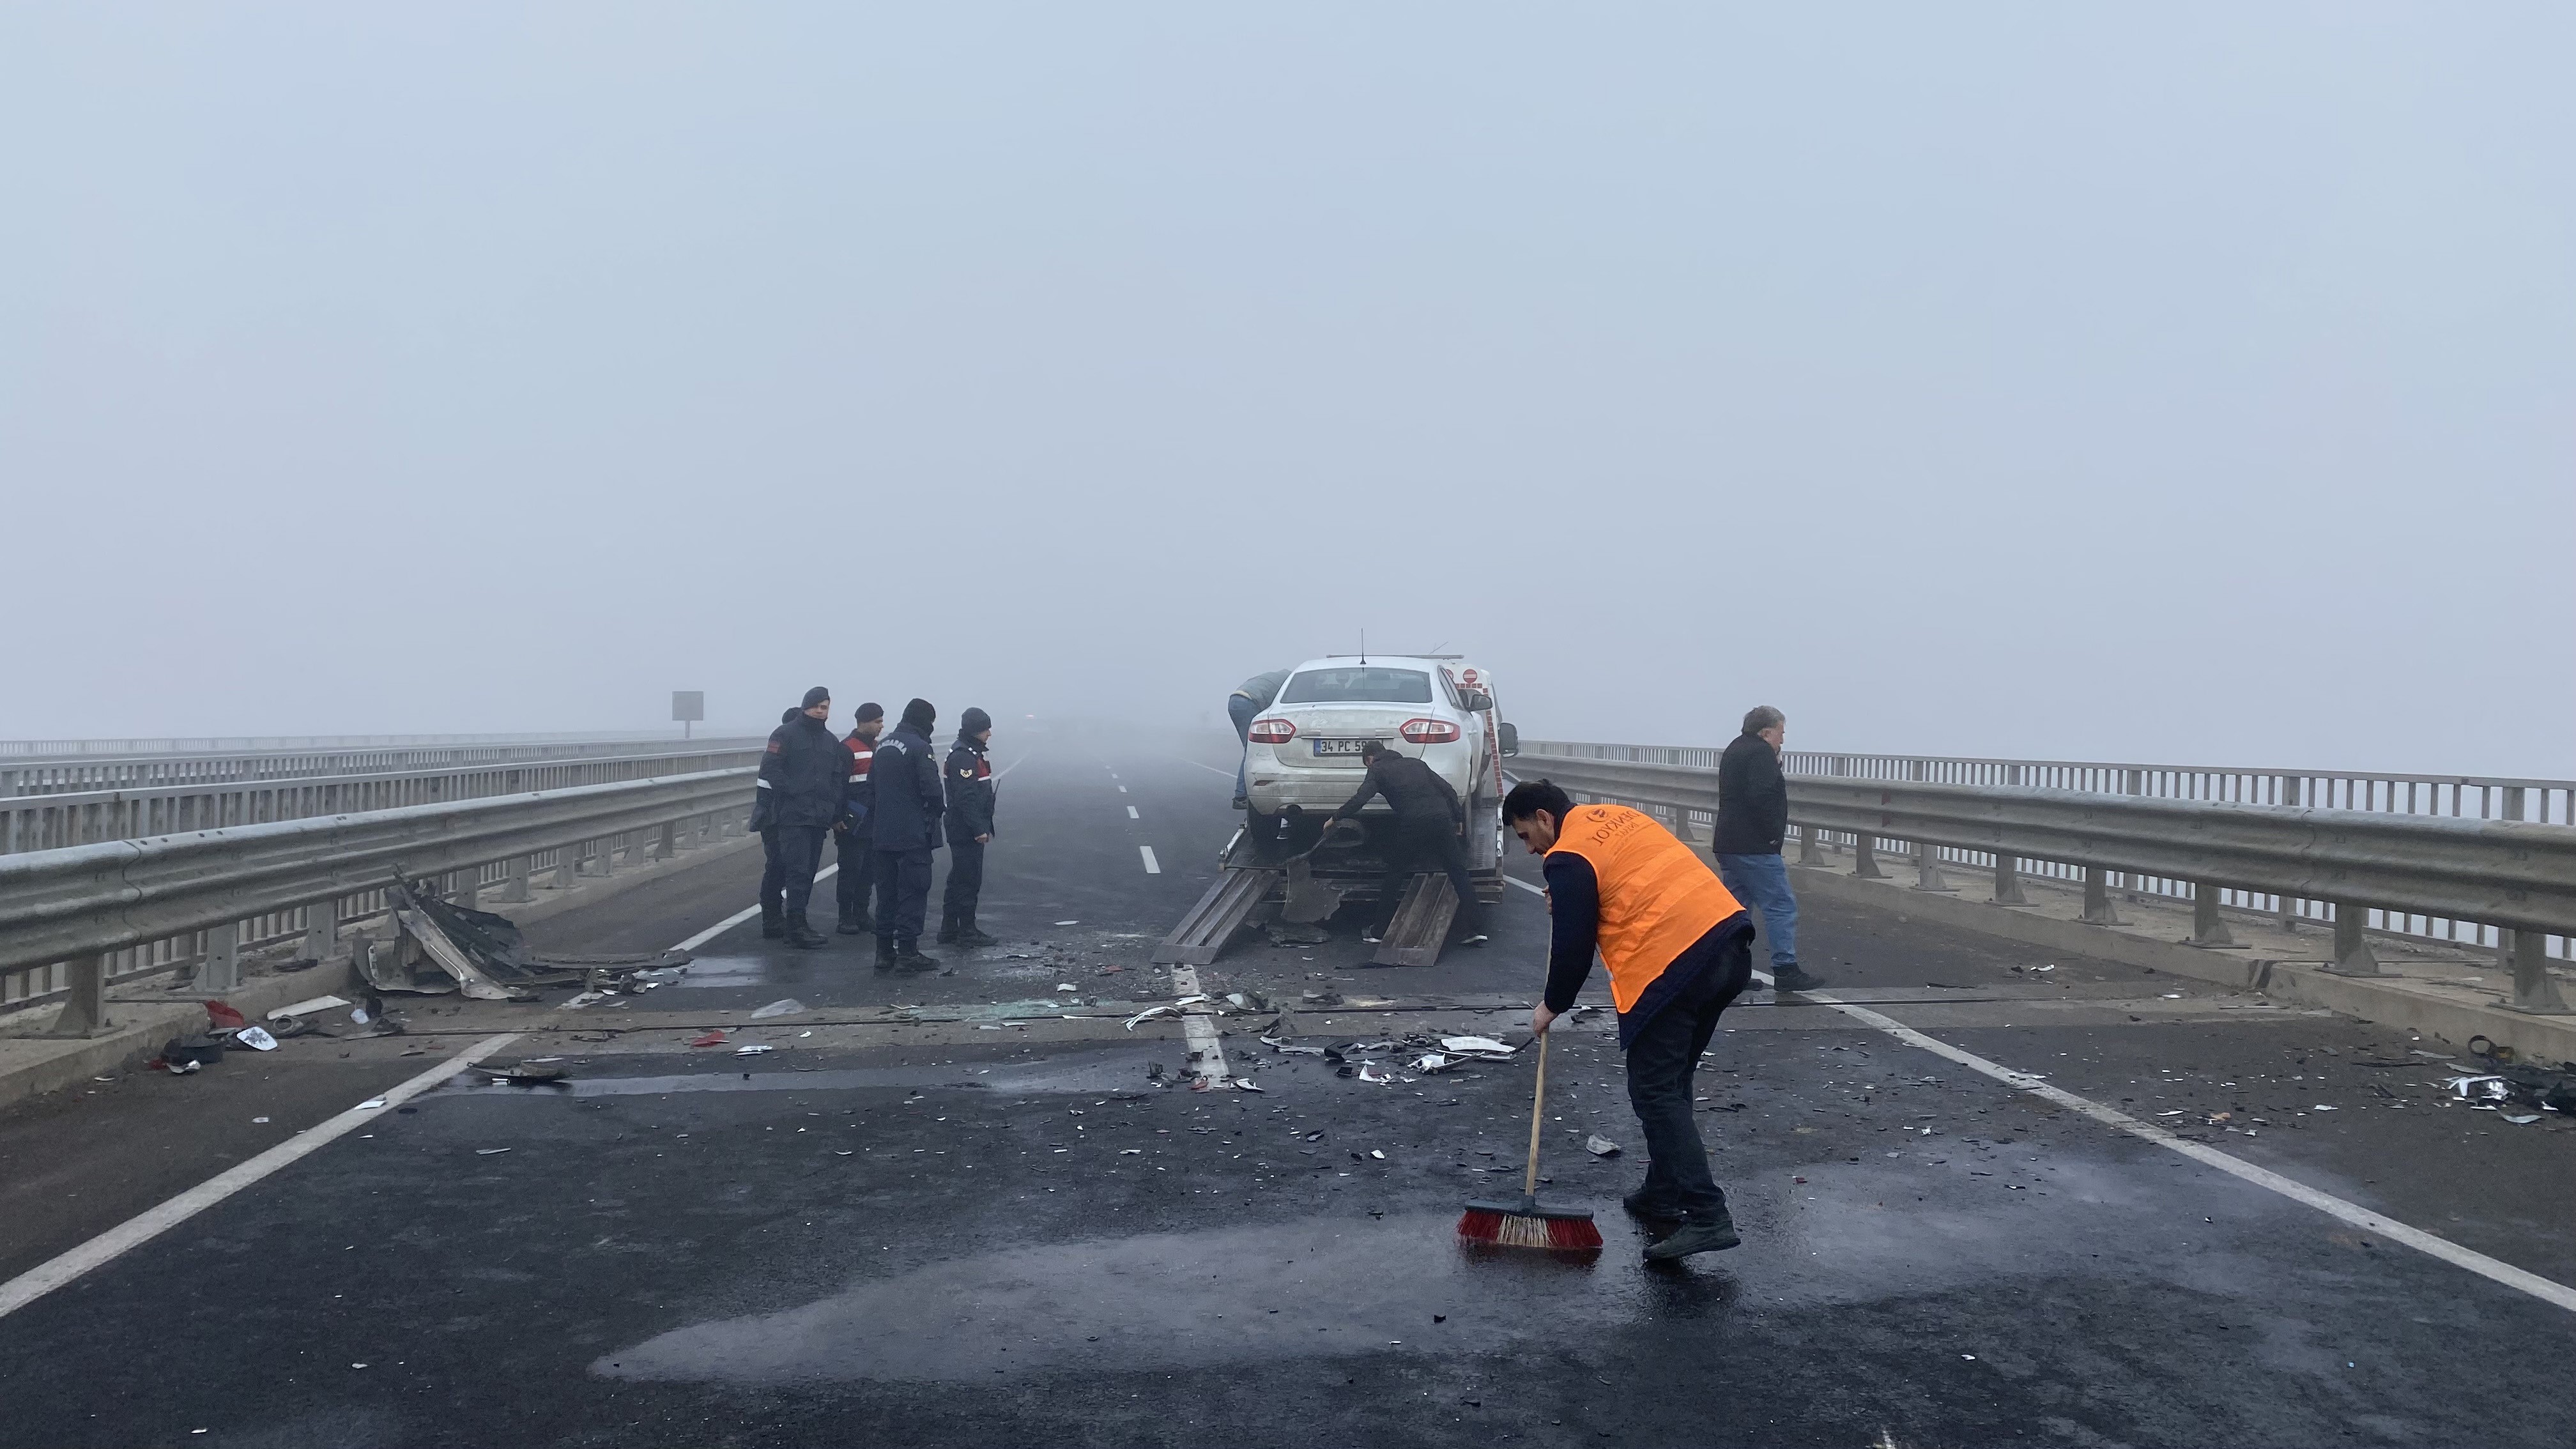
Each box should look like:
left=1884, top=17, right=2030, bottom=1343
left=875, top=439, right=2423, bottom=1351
left=1279, top=668, right=1433, bottom=705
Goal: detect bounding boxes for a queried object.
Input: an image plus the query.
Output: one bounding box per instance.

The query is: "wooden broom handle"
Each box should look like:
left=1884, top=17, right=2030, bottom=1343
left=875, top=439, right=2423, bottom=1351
left=1523, top=1027, right=1549, bottom=1199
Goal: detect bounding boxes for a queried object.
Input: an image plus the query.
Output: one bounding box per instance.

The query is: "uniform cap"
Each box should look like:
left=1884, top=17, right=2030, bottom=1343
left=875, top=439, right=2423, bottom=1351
left=801, top=686, right=832, bottom=709
left=960, top=707, right=992, bottom=736
left=854, top=702, right=884, bottom=723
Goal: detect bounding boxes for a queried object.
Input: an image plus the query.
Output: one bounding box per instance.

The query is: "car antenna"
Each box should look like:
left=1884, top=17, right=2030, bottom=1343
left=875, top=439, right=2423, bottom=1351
left=1360, top=628, right=1367, bottom=665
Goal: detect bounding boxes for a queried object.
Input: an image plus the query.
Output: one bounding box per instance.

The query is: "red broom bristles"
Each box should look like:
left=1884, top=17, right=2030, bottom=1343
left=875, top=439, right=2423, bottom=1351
left=1456, top=1208, right=1604, bottom=1251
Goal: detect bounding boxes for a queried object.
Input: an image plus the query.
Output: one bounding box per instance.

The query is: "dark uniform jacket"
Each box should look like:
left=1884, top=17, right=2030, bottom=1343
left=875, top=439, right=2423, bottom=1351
left=1714, top=732, right=1789, bottom=854
left=841, top=729, right=878, bottom=835
left=944, top=738, right=996, bottom=847
left=756, top=712, right=849, bottom=829
left=1335, top=753, right=1460, bottom=825
left=868, top=722, right=947, bottom=852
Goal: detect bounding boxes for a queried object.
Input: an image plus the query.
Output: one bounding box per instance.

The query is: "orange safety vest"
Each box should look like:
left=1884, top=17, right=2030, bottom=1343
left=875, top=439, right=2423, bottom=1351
left=1544, top=804, right=1744, bottom=1011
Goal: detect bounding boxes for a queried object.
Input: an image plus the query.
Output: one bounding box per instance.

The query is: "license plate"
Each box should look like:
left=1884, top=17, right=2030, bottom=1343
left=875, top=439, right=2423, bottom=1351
left=1311, top=738, right=1371, bottom=757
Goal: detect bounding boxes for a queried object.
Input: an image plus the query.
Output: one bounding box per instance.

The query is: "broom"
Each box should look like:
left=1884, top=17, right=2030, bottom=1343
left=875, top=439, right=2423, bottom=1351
left=1457, top=1024, right=1603, bottom=1250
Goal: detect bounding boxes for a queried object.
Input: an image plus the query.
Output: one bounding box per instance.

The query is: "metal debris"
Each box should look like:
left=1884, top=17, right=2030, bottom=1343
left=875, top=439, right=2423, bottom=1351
left=749, top=999, right=807, bottom=1020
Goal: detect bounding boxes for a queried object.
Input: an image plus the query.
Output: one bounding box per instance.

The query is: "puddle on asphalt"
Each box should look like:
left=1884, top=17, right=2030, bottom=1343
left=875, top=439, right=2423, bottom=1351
left=595, top=1214, right=1634, bottom=1384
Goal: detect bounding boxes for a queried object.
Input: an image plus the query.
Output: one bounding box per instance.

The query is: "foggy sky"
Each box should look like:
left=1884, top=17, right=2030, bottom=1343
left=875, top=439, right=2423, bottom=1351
left=4, top=4, right=2567, bottom=774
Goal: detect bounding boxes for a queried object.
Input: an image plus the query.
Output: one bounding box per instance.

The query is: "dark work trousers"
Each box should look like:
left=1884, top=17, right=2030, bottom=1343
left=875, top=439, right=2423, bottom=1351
left=873, top=847, right=935, bottom=947
left=771, top=825, right=829, bottom=919
left=834, top=830, right=875, bottom=926
left=757, top=825, right=786, bottom=917
left=1372, top=816, right=1483, bottom=937
left=942, top=837, right=986, bottom=925
left=1624, top=931, right=1755, bottom=1220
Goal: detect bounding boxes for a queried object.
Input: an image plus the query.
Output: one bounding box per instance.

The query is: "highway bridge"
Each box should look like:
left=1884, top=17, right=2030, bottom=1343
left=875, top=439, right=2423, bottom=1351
left=1, top=726, right=2572, bottom=1446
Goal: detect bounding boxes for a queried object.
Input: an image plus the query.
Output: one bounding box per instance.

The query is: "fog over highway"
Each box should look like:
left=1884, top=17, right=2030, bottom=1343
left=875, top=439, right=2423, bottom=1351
left=3, top=6, right=2568, bottom=771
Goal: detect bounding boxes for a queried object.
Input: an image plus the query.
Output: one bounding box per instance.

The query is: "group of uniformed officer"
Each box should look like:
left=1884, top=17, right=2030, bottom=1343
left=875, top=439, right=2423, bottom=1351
left=750, top=687, right=999, bottom=974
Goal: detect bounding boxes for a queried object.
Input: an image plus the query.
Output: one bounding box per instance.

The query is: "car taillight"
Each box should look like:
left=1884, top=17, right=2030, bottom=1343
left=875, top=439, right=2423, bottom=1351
left=1248, top=718, right=1297, bottom=744
left=1399, top=718, right=1460, bottom=744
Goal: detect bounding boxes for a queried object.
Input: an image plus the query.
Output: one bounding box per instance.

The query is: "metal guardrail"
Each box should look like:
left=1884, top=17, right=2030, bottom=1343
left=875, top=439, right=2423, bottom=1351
left=3, top=744, right=766, bottom=853
left=1514, top=746, right=2576, bottom=1016
left=0, top=730, right=705, bottom=760
left=1528, top=740, right=2576, bottom=827
left=3, top=736, right=765, bottom=799
left=0, top=768, right=757, bottom=1032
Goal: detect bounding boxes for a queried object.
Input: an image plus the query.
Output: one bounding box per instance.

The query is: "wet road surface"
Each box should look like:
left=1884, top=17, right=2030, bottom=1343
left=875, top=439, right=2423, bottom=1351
left=4, top=743, right=2573, bottom=1447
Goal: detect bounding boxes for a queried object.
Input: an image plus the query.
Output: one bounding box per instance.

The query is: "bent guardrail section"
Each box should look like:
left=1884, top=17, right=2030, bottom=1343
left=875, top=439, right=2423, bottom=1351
left=1, top=768, right=755, bottom=1028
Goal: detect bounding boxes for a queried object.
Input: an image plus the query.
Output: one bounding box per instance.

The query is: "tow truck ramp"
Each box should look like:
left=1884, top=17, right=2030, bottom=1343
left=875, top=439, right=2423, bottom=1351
left=1151, top=866, right=1282, bottom=966
left=1369, top=873, right=1458, bottom=967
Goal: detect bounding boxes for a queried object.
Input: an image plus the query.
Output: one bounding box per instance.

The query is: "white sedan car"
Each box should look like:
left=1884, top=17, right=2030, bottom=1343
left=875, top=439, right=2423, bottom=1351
left=1240, top=656, right=1505, bottom=820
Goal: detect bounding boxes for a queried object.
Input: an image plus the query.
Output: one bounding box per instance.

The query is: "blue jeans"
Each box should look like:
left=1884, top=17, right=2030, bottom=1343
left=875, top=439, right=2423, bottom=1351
left=1715, top=852, right=1799, bottom=969
left=1227, top=694, right=1262, bottom=801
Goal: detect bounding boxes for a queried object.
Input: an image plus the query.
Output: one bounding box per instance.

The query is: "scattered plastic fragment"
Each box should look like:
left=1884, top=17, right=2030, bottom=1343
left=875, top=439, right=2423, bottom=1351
left=687, top=1031, right=728, bottom=1048
left=1234, top=1080, right=1265, bottom=1092
left=1055, top=983, right=1080, bottom=992
left=735, top=1044, right=774, bottom=1055
left=475, top=1148, right=512, bottom=1156
left=357, top=1098, right=387, bottom=1109
left=2503, top=1114, right=2542, bottom=1125
left=1584, top=1135, right=1621, bottom=1158
left=270, top=995, right=351, bottom=1021
left=1439, top=1036, right=1516, bottom=1059
left=482, top=1063, right=569, bottom=1085
left=2312, top=1105, right=2336, bottom=1112
left=1054, top=920, right=1080, bottom=926
left=1355, top=1062, right=1397, bottom=1084
left=252, top=1116, right=270, bottom=1124
left=560, top=990, right=612, bottom=1010
left=233, top=1025, right=279, bottom=1052
left=1369, top=1148, right=1386, bottom=1160
left=749, top=998, right=807, bottom=1020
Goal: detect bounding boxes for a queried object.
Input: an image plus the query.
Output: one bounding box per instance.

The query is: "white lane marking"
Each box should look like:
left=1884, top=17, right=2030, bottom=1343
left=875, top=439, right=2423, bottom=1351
left=1183, top=760, right=1234, bottom=778
left=0, top=1032, right=522, bottom=1321
left=1505, top=877, right=1544, bottom=896
left=992, top=753, right=1030, bottom=781
left=1756, top=970, right=2576, bottom=1317
left=0, top=852, right=886, bottom=1323
left=1167, top=964, right=1230, bottom=1085
left=1117, top=785, right=1128, bottom=793
left=670, top=864, right=839, bottom=953
left=1126, top=806, right=1139, bottom=820
left=1139, top=845, right=1161, bottom=874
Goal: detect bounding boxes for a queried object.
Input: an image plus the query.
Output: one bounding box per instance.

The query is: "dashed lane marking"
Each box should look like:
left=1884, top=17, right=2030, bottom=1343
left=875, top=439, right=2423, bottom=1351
left=1139, top=845, right=1161, bottom=874
left=1758, top=969, right=2576, bottom=1317
left=671, top=864, right=840, bottom=953
left=1504, top=877, right=1544, bottom=896
left=1126, top=806, right=1139, bottom=820
left=0, top=1032, right=523, bottom=1322
left=1117, top=785, right=1128, bottom=793
left=1183, top=760, right=1234, bottom=778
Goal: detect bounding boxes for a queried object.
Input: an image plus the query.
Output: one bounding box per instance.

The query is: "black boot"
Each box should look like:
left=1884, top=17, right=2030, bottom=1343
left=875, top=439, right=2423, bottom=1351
left=785, top=912, right=829, bottom=949
left=760, top=903, right=786, bottom=940
left=1622, top=1188, right=1685, bottom=1222
left=1770, top=964, right=1830, bottom=993
left=834, top=911, right=868, bottom=936
left=955, top=916, right=999, bottom=948
left=935, top=913, right=960, bottom=946
left=873, top=938, right=898, bottom=972
left=893, top=944, right=940, bottom=974
left=1641, top=1213, right=1741, bottom=1260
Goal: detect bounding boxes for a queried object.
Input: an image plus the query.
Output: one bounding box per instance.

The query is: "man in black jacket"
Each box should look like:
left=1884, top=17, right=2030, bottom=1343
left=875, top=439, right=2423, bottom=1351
left=868, top=698, right=946, bottom=974
left=1715, top=706, right=1826, bottom=993
left=938, top=707, right=999, bottom=947
left=1316, top=740, right=1488, bottom=950
left=755, top=687, right=847, bottom=949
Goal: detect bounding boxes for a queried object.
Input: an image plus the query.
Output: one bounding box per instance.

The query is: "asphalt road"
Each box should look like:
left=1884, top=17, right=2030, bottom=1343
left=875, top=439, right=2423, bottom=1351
left=3, top=740, right=2573, bottom=1448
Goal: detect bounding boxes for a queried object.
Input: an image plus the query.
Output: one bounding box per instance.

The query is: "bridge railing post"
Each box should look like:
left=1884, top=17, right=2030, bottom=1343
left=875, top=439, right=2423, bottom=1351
left=1796, top=825, right=1827, bottom=867
left=2326, top=902, right=2382, bottom=976
left=302, top=896, right=340, bottom=963
left=1910, top=840, right=1954, bottom=893
left=199, top=920, right=242, bottom=993
left=501, top=855, right=532, bottom=903
left=1990, top=855, right=2029, bottom=906
left=2081, top=866, right=2124, bottom=925
left=2188, top=881, right=2236, bottom=947
left=2503, top=928, right=2572, bottom=1015
left=44, top=953, right=115, bottom=1037
left=1851, top=834, right=1883, bottom=878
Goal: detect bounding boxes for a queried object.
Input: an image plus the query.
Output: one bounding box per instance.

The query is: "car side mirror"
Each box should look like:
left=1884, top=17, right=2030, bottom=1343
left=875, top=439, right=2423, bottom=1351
left=1497, top=722, right=1519, bottom=756
left=1457, top=689, right=1493, bottom=713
